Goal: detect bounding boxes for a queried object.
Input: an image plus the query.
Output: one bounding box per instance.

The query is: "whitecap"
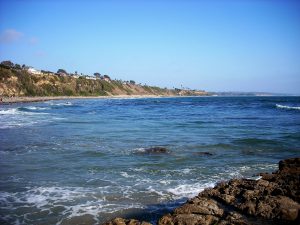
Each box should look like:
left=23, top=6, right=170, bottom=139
left=167, top=182, right=215, bottom=199
left=0, top=108, right=18, bottom=115
left=276, top=104, right=300, bottom=110
left=46, top=101, right=73, bottom=106
left=0, top=107, right=48, bottom=116
left=120, top=172, right=135, bottom=178
left=23, top=106, right=48, bottom=110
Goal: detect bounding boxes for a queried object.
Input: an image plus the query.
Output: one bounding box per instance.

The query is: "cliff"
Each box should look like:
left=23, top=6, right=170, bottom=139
left=103, top=158, right=300, bottom=225
left=0, top=67, right=208, bottom=97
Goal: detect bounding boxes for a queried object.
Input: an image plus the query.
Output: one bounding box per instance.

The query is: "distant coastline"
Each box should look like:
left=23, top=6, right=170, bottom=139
left=0, top=61, right=294, bottom=103
left=0, top=95, right=179, bottom=104
left=0, top=60, right=209, bottom=100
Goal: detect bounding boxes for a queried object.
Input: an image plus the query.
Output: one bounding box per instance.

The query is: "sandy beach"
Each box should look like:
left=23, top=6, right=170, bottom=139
left=0, top=95, right=169, bottom=104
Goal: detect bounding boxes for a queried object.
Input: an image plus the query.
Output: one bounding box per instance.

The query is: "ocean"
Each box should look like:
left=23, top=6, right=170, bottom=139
left=0, top=96, right=299, bottom=224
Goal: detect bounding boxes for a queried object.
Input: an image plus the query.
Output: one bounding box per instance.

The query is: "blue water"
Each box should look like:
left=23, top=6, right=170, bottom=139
left=0, top=96, right=299, bottom=224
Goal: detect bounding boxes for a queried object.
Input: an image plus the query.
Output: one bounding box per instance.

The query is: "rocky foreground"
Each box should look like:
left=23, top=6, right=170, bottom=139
left=103, top=158, right=300, bottom=225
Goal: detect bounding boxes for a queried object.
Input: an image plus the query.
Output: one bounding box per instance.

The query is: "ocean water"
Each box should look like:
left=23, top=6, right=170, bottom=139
left=0, top=96, right=299, bottom=224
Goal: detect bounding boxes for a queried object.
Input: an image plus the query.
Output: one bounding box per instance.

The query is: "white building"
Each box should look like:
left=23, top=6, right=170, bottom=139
left=85, top=76, right=96, bottom=80
left=27, top=67, right=41, bottom=75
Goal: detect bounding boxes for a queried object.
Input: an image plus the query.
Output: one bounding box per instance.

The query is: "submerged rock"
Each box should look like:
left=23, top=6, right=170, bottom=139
left=138, top=147, right=169, bottom=154
left=194, top=152, right=213, bottom=156
left=102, top=157, right=300, bottom=225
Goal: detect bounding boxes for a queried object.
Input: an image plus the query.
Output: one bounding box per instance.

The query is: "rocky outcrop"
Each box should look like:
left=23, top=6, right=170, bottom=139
left=103, top=218, right=152, bottom=225
left=103, top=158, right=300, bottom=225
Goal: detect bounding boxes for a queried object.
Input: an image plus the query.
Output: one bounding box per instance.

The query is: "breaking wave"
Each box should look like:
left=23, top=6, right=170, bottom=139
left=276, top=104, right=300, bottom=110
left=46, top=101, right=73, bottom=106
left=0, top=107, right=48, bottom=115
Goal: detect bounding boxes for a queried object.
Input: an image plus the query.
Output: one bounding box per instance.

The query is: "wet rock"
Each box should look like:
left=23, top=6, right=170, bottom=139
left=158, top=157, right=300, bottom=225
left=102, top=218, right=152, bottom=225
left=174, top=197, right=224, bottom=217
left=142, top=147, right=169, bottom=154
left=102, top=158, right=300, bottom=225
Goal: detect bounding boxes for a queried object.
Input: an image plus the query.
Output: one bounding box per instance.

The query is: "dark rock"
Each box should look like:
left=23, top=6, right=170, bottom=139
left=195, top=152, right=213, bottom=156
left=141, top=147, right=169, bottom=154
left=102, top=218, right=152, bottom=225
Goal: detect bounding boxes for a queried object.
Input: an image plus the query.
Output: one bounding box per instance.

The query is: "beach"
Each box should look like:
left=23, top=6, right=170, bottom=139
left=0, top=95, right=169, bottom=104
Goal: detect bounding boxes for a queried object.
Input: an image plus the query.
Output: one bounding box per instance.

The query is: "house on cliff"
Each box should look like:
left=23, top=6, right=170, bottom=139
left=27, top=67, right=42, bottom=75
left=103, top=75, right=111, bottom=82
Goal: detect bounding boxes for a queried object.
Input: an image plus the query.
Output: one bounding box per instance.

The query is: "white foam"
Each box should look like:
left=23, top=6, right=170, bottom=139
left=0, top=107, right=48, bottom=116
left=276, top=104, right=300, bottom=110
left=167, top=182, right=215, bottom=199
left=0, top=185, right=144, bottom=223
left=0, top=106, right=51, bottom=129
left=120, top=172, right=135, bottom=178
left=146, top=186, right=165, bottom=197
left=181, top=168, right=194, bottom=174
left=46, top=101, right=73, bottom=106
left=0, top=108, right=18, bottom=115
left=25, top=106, right=48, bottom=110
left=133, top=147, right=146, bottom=153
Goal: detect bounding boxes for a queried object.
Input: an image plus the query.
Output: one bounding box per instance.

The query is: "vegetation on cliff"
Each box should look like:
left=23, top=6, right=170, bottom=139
left=0, top=62, right=208, bottom=97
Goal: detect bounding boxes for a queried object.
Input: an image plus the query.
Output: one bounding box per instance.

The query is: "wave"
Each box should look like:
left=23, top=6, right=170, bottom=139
left=276, top=104, right=300, bottom=110
left=0, top=107, right=48, bottom=115
left=46, top=101, right=73, bottom=106
left=166, top=182, right=215, bottom=199
left=0, top=108, right=18, bottom=115
left=0, top=186, right=143, bottom=224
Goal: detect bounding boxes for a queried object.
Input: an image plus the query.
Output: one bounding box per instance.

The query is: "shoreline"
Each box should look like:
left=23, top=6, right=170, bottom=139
left=1, top=94, right=298, bottom=104
left=0, top=95, right=176, bottom=104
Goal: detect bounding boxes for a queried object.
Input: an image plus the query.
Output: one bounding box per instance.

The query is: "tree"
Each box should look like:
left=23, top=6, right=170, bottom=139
left=94, top=72, right=101, bottom=76
left=75, top=71, right=78, bottom=75
left=1, top=60, right=14, bottom=68
left=57, top=69, right=67, bottom=74
left=103, top=75, right=111, bottom=80
left=15, top=64, right=21, bottom=70
left=129, top=80, right=136, bottom=85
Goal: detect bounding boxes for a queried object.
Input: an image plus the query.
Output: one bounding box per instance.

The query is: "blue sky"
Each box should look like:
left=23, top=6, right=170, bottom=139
left=0, top=0, right=299, bottom=94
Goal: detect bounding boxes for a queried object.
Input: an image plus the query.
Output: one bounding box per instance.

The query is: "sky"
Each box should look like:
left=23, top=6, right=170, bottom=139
left=0, top=0, right=299, bottom=94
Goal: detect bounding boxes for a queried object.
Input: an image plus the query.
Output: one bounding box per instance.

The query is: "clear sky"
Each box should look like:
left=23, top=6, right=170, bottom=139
left=0, top=0, right=299, bottom=94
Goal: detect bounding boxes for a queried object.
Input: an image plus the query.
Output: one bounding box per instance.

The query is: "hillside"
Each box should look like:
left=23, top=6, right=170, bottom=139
left=0, top=66, right=208, bottom=97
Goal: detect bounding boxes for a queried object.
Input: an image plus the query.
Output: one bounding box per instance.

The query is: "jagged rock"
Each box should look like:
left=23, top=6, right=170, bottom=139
left=102, top=158, right=300, bottom=225
left=174, top=197, right=224, bottom=216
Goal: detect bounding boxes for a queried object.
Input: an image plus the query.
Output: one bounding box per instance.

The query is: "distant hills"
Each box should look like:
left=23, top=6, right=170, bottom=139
left=0, top=61, right=208, bottom=97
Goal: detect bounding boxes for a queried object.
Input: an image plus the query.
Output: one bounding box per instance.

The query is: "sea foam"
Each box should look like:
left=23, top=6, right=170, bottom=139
left=276, top=104, right=300, bottom=110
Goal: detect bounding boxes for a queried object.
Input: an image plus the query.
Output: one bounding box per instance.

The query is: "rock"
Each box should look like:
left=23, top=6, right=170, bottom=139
left=142, top=147, right=169, bottom=154
left=102, top=218, right=152, bottom=225
left=174, top=197, right=224, bottom=217
left=159, top=214, right=218, bottom=225
left=159, top=157, right=300, bottom=224
left=195, top=152, right=213, bottom=156
left=102, top=158, right=300, bottom=225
